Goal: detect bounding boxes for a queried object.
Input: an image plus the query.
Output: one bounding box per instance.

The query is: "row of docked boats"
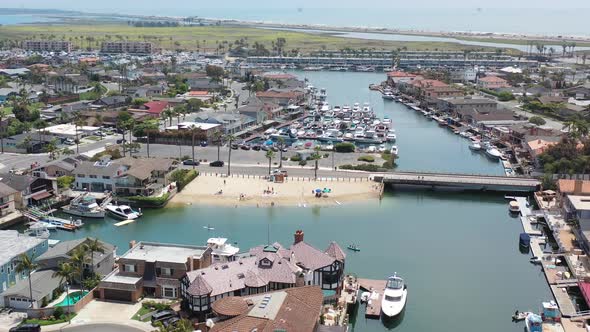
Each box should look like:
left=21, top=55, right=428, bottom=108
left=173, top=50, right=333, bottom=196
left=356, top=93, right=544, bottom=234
left=265, top=102, right=397, bottom=147
left=61, top=192, right=142, bottom=221
left=302, top=65, right=385, bottom=72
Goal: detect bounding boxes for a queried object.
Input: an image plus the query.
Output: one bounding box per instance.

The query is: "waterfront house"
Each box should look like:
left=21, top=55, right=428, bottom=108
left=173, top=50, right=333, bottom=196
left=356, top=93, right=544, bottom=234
left=256, top=89, right=305, bottom=107
left=72, top=159, right=120, bottom=192
left=438, top=97, right=498, bottom=115
left=195, top=111, right=256, bottom=135
left=98, top=241, right=214, bottom=302
left=164, top=122, right=223, bottom=142
left=0, top=173, right=54, bottom=208
left=181, top=230, right=345, bottom=316
left=237, top=96, right=283, bottom=124
left=477, top=75, right=510, bottom=89
left=35, top=238, right=116, bottom=278
left=0, top=183, right=18, bottom=221
left=32, top=158, right=80, bottom=180
left=0, top=230, right=48, bottom=295
left=209, top=286, right=323, bottom=332
left=112, top=157, right=178, bottom=196
left=526, top=137, right=560, bottom=165
left=386, top=71, right=418, bottom=87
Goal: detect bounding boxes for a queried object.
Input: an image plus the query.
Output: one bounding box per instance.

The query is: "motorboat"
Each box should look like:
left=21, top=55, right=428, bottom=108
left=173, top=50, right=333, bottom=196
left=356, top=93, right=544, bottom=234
left=347, top=244, right=361, bottom=252
left=381, top=273, right=407, bottom=317
left=469, top=142, right=482, bottom=151
left=512, top=311, right=533, bottom=321
left=390, top=146, right=399, bottom=156
left=25, top=223, right=51, bottom=239
left=207, top=237, right=239, bottom=263
left=378, top=144, right=387, bottom=153
left=367, top=145, right=377, bottom=153
left=382, top=92, right=395, bottom=100
left=485, top=147, right=502, bottom=160
left=509, top=201, right=520, bottom=214
left=105, top=204, right=142, bottom=220
left=386, top=132, right=397, bottom=142
left=519, top=233, right=531, bottom=248
left=62, top=194, right=105, bottom=218
left=525, top=313, right=542, bottom=332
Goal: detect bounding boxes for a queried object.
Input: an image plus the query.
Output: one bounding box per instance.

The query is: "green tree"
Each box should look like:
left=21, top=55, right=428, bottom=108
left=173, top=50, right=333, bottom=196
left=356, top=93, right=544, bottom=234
left=69, top=247, right=89, bottom=293
left=44, top=138, right=59, bottom=160
left=57, top=175, right=75, bottom=189
left=52, top=263, right=75, bottom=321
left=15, top=253, right=39, bottom=308
left=0, top=107, right=9, bottom=153
left=226, top=134, right=236, bottom=176
left=529, top=116, right=547, bottom=126
left=17, top=134, right=33, bottom=153
left=277, top=137, right=285, bottom=168
left=84, top=238, right=104, bottom=275
left=311, top=146, right=322, bottom=180
left=213, top=131, right=223, bottom=161
left=133, top=120, right=159, bottom=158
left=265, top=150, right=275, bottom=175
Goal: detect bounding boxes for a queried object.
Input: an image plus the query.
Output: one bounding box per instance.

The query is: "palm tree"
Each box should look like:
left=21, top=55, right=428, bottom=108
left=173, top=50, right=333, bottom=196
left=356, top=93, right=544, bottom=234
left=277, top=137, right=285, bottom=168
left=17, top=135, right=33, bottom=153
left=213, top=131, right=223, bottom=161
left=311, top=146, right=322, bottom=180
left=69, top=247, right=89, bottom=293
left=162, top=107, right=174, bottom=126
left=72, top=112, right=83, bottom=154
left=84, top=238, right=104, bottom=275
left=52, top=263, right=75, bottom=320
left=0, top=107, right=9, bottom=153
left=265, top=150, right=275, bottom=175
left=226, top=134, right=236, bottom=175
left=189, top=125, right=199, bottom=169
left=15, top=254, right=39, bottom=308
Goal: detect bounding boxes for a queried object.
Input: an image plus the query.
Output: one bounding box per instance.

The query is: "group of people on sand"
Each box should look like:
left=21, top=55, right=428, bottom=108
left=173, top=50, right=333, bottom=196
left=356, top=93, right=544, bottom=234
left=263, top=187, right=276, bottom=195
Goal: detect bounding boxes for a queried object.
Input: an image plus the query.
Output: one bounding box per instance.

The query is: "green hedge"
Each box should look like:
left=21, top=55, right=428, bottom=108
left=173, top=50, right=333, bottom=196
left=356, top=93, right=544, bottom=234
left=335, top=142, right=355, bottom=153
left=357, top=155, right=375, bottom=162
left=127, top=192, right=170, bottom=208
left=339, top=164, right=382, bottom=172
left=170, top=169, right=198, bottom=191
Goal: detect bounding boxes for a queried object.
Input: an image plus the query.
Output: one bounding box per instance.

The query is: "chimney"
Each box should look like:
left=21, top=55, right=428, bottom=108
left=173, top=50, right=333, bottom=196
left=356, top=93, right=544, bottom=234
left=129, top=240, right=136, bottom=249
left=294, top=230, right=304, bottom=244
left=574, top=180, right=583, bottom=195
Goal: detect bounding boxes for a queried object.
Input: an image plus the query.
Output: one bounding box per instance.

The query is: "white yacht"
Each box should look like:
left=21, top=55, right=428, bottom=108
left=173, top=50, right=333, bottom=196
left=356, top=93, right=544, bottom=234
left=386, top=132, right=397, bottom=142
left=105, top=204, right=142, bottom=220
left=381, top=273, right=407, bottom=317
left=207, top=238, right=240, bottom=263
left=62, top=193, right=105, bottom=218
left=390, top=146, right=399, bottom=156
left=469, top=142, right=482, bottom=151
left=382, top=92, right=395, bottom=100
left=378, top=144, right=387, bottom=153
left=485, top=147, right=502, bottom=160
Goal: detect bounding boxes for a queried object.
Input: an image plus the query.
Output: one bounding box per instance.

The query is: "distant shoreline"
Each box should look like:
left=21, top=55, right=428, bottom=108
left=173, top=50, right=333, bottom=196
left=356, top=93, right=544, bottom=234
left=3, top=8, right=590, bottom=48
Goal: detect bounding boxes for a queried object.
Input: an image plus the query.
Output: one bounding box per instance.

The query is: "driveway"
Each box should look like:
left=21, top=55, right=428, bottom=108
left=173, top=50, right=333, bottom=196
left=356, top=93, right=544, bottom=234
left=48, top=323, right=148, bottom=332
left=71, top=299, right=143, bottom=324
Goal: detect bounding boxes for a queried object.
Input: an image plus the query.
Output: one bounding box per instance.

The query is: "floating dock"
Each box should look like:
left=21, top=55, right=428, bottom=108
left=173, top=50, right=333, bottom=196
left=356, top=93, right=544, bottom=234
left=114, top=219, right=137, bottom=227
left=358, top=278, right=387, bottom=318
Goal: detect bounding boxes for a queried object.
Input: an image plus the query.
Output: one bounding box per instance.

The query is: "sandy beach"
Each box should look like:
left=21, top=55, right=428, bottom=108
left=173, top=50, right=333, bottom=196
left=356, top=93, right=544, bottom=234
left=169, top=174, right=381, bottom=207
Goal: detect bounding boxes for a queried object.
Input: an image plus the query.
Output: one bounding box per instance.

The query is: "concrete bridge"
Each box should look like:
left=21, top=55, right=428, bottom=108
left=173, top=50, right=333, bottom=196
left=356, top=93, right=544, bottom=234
left=372, top=172, right=541, bottom=192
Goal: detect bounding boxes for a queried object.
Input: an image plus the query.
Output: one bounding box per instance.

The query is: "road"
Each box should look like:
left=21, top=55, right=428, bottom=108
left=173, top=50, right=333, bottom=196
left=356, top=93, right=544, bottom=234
left=55, top=323, right=146, bottom=332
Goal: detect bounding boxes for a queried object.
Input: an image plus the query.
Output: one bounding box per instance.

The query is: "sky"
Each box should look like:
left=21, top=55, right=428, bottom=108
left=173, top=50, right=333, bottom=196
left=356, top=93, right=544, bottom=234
left=2, top=0, right=590, bottom=11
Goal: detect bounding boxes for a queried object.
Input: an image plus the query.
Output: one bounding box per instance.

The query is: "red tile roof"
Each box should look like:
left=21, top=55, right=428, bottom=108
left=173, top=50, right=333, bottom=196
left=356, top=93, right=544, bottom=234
left=479, top=76, right=508, bottom=83
left=143, top=101, right=169, bottom=115
left=411, top=79, right=448, bottom=88
left=211, top=297, right=249, bottom=317
left=387, top=71, right=416, bottom=78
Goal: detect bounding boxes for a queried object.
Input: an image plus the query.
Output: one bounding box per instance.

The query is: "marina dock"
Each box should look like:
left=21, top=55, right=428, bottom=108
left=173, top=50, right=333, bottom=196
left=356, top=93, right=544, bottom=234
left=358, top=278, right=387, bottom=318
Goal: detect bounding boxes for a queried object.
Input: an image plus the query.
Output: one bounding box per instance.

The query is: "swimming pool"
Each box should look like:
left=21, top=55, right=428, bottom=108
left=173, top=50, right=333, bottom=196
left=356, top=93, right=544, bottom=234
left=56, top=291, right=88, bottom=306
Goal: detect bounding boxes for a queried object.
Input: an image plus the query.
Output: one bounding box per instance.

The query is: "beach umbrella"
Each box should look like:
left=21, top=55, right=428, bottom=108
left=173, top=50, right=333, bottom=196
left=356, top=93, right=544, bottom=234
left=265, top=140, right=274, bottom=146
left=315, top=189, right=322, bottom=193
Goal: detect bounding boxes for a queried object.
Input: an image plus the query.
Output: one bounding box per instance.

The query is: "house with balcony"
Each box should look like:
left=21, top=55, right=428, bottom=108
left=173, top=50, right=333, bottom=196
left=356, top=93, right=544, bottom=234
left=0, top=183, right=17, bottom=221
left=98, top=241, right=213, bottom=302
left=113, top=157, right=177, bottom=196
left=181, top=230, right=345, bottom=316
left=0, top=230, right=48, bottom=298
left=0, top=173, right=54, bottom=208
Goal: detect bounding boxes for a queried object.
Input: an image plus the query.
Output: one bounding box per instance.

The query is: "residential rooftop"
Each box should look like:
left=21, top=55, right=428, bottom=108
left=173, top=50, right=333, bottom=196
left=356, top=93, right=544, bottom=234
left=122, top=242, right=207, bottom=264
left=567, top=195, right=590, bottom=211
left=0, top=230, right=46, bottom=266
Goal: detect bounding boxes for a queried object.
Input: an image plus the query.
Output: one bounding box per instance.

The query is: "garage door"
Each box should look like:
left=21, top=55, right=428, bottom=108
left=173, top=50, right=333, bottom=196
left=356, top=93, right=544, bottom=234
left=103, top=289, right=133, bottom=302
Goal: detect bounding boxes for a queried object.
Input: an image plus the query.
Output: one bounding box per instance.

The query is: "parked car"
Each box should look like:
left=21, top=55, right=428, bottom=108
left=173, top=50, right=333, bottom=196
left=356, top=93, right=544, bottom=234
left=63, top=138, right=75, bottom=145
left=183, top=159, right=200, bottom=166
left=252, top=145, right=261, bottom=151
left=151, top=310, right=178, bottom=325
left=240, top=144, right=251, bottom=151
left=9, top=324, right=41, bottom=332
left=200, top=141, right=208, bottom=147
left=261, top=145, right=269, bottom=151
left=116, top=139, right=126, bottom=144
left=95, top=131, right=106, bottom=137
left=272, top=169, right=288, bottom=177
left=163, top=316, right=181, bottom=328
left=210, top=160, right=225, bottom=167
left=271, top=146, right=279, bottom=152
left=231, top=143, right=239, bottom=150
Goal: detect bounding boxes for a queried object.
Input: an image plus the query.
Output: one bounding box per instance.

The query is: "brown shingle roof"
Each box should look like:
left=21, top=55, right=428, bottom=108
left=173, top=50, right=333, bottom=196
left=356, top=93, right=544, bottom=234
left=291, top=241, right=335, bottom=271
left=186, top=274, right=213, bottom=296
left=325, top=241, right=346, bottom=262
left=211, top=297, right=249, bottom=317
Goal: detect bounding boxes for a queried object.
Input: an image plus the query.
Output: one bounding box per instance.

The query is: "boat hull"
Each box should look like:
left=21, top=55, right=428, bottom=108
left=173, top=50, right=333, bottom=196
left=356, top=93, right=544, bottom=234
left=62, top=207, right=105, bottom=218
left=381, top=289, right=407, bottom=318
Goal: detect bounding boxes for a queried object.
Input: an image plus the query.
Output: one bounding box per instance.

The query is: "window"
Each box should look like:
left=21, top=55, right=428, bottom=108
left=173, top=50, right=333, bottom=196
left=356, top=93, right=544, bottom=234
left=103, top=176, right=110, bottom=179
left=124, top=264, right=136, bottom=273
left=89, top=175, right=97, bottom=179
left=160, top=267, right=173, bottom=277
left=77, top=174, right=85, bottom=178
left=162, top=287, right=177, bottom=298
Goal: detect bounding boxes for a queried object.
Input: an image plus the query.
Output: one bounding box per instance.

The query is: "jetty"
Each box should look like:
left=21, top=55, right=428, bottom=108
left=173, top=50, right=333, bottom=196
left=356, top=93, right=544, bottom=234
left=358, top=278, right=387, bottom=318
left=372, top=172, right=541, bottom=192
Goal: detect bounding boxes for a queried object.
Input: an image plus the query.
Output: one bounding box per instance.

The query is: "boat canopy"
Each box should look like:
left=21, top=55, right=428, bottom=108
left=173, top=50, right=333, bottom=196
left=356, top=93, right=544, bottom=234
left=386, top=276, right=404, bottom=290
left=519, top=233, right=530, bottom=242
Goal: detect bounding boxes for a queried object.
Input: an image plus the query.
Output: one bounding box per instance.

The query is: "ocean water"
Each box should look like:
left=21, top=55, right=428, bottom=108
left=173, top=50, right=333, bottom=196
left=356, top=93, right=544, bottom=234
left=0, top=14, right=56, bottom=25
left=123, top=7, right=590, bottom=36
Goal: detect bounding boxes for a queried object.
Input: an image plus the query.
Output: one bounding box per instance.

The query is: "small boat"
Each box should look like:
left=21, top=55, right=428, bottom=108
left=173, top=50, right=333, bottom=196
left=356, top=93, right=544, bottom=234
left=360, top=291, right=371, bottom=303
left=203, top=225, right=215, bottom=231
left=25, top=223, right=51, bottom=239
left=469, top=142, right=482, bottom=151
left=382, top=92, right=395, bottom=100
left=525, top=313, right=542, bottom=332
left=390, top=146, right=399, bottom=156
left=105, top=204, right=142, bottom=220
left=512, top=311, right=533, bottom=321
left=381, top=273, right=407, bottom=317
left=530, top=256, right=543, bottom=264
left=347, top=244, right=361, bottom=252
left=519, top=233, right=531, bottom=248
left=509, top=201, right=520, bottom=214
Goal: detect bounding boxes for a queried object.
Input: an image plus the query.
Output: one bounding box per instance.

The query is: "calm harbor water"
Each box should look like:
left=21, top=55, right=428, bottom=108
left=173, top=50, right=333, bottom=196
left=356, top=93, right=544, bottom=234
left=15, top=71, right=552, bottom=331
left=0, top=14, right=56, bottom=25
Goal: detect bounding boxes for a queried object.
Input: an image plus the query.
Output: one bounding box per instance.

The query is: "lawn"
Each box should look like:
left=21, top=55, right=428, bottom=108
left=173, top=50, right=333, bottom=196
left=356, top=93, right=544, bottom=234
left=0, top=24, right=502, bottom=53
left=79, top=85, right=107, bottom=101
left=131, top=306, right=153, bottom=322
left=23, top=313, right=77, bottom=326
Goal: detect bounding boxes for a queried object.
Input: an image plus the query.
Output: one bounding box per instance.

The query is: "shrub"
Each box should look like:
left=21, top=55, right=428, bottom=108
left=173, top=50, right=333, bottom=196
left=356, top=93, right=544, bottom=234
left=298, top=160, right=307, bottom=166
left=181, top=155, right=191, bottom=161
left=381, top=152, right=398, bottom=169
left=53, top=306, right=65, bottom=319
left=529, top=116, right=546, bottom=126
left=339, top=164, right=381, bottom=172
left=335, top=142, right=355, bottom=153
left=127, top=192, right=170, bottom=207
left=357, top=155, right=375, bottom=162
left=169, top=169, right=198, bottom=191
left=142, top=300, right=171, bottom=311
left=57, top=176, right=75, bottom=189
left=323, top=153, right=330, bottom=158
left=290, top=154, right=302, bottom=162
